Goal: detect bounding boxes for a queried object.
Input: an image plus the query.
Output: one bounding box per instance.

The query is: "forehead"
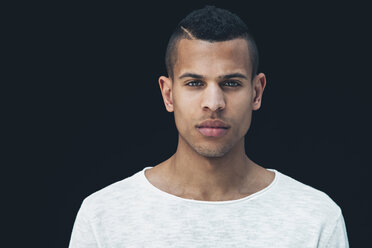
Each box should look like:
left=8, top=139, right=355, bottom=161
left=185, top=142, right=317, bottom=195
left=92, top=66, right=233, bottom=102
left=174, top=38, right=252, bottom=77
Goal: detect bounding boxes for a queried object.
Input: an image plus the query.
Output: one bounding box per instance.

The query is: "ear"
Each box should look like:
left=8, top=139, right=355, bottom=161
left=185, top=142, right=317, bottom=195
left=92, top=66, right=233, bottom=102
left=252, top=73, right=266, bottom=111
left=158, top=76, right=174, bottom=112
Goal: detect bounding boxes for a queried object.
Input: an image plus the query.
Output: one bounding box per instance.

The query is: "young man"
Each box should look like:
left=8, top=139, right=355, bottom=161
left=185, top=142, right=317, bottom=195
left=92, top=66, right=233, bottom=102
left=69, top=6, right=349, bottom=247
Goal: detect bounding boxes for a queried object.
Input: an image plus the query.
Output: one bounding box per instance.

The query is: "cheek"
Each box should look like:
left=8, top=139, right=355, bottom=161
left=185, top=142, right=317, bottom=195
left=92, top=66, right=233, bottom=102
left=173, top=88, right=199, bottom=113
left=229, top=93, right=253, bottom=128
left=172, top=93, right=196, bottom=130
left=230, top=91, right=253, bottom=113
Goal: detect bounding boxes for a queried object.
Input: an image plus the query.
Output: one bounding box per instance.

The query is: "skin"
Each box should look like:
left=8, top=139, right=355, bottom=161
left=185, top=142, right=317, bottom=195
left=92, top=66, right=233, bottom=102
left=146, top=38, right=275, bottom=201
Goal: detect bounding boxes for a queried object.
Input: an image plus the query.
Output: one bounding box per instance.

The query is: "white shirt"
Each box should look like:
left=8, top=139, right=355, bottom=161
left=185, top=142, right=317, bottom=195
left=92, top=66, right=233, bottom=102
left=69, top=166, right=349, bottom=247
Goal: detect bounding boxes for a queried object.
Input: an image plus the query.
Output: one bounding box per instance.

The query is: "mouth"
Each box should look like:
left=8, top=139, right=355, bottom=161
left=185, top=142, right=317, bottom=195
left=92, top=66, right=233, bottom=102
left=197, top=127, right=229, bottom=137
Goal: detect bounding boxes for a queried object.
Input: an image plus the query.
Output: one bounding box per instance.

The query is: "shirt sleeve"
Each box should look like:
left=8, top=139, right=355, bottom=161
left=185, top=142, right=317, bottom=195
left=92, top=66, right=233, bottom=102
left=68, top=200, right=99, bottom=248
left=325, top=213, right=349, bottom=248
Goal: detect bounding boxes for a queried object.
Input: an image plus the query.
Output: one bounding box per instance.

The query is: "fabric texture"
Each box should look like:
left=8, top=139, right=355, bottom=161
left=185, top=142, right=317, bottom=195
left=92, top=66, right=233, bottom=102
left=69, top=167, right=349, bottom=248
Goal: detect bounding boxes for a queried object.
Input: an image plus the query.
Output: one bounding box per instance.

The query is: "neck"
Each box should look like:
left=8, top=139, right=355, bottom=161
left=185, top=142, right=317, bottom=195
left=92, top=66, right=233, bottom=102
left=166, top=135, right=258, bottom=201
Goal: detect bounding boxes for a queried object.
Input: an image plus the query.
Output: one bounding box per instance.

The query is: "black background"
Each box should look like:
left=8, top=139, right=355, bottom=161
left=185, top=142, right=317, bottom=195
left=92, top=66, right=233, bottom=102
left=9, top=1, right=371, bottom=247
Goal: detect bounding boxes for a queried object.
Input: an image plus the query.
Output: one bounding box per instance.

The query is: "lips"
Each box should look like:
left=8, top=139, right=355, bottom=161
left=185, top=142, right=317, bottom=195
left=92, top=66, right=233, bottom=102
left=196, top=119, right=229, bottom=129
left=197, top=127, right=229, bottom=137
left=196, top=119, right=230, bottom=137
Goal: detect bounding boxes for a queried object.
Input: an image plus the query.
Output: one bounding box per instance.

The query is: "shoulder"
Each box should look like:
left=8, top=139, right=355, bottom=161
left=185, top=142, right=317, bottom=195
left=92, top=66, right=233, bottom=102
left=78, top=169, right=144, bottom=219
left=272, top=170, right=342, bottom=220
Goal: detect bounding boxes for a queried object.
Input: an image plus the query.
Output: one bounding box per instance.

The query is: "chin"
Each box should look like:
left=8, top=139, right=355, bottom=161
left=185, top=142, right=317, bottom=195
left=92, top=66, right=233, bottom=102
left=192, top=143, right=234, bottom=158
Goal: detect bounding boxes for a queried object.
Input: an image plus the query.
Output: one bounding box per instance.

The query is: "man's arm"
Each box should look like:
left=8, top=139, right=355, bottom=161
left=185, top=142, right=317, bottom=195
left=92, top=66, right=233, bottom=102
left=69, top=200, right=99, bottom=248
left=324, top=213, right=349, bottom=248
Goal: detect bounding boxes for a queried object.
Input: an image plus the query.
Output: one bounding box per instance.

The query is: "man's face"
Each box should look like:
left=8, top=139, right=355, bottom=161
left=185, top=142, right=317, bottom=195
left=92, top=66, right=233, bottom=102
left=159, top=38, right=265, bottom=158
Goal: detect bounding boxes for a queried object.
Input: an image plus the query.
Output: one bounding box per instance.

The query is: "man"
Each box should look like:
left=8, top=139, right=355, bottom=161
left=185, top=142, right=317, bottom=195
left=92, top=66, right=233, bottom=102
left=69, top=6, right=349, bottom=247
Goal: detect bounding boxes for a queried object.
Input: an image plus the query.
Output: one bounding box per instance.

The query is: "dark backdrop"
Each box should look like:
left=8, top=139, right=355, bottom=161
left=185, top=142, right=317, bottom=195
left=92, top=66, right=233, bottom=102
left=12, top=1, right=370, bottom=247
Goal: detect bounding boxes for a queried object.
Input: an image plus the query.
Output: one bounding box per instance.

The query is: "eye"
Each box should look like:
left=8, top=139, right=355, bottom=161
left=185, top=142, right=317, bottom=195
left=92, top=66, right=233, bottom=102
left=186, top=80, right=204, bottom=87
left=223, top=81, right=241, bottom=87
left=186, top=80, right=241, bottom=87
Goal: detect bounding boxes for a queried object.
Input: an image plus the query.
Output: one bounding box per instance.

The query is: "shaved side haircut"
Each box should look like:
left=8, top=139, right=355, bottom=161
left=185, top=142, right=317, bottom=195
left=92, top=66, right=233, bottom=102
left=165, top=5, right=259, bottom=81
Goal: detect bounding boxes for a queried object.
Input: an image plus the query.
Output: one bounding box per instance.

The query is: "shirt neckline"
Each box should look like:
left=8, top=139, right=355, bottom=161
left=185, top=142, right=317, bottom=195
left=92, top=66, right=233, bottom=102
left=140, top=166, right=280, bottom=205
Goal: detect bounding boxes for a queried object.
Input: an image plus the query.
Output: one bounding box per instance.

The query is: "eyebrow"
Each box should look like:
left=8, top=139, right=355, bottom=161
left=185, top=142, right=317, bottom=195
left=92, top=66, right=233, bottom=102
left=178, top=72, right=248, bottom=80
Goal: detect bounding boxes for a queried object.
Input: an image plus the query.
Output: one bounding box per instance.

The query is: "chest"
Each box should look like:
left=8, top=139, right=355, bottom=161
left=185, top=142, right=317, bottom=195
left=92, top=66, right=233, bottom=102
left=91, top=203, right=322, bottom=248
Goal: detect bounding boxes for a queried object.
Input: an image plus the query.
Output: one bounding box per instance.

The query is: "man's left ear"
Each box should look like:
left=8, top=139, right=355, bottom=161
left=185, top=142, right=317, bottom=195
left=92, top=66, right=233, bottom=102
left=252, top=73, right=266, bottom=111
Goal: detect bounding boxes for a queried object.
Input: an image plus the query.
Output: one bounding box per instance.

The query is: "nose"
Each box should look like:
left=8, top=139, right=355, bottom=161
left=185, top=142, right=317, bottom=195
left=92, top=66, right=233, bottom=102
left=200, top=83, right=226, bottom=112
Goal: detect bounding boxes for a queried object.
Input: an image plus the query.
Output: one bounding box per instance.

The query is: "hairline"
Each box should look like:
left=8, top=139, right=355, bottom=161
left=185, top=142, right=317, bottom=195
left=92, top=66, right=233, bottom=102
left=166, top=35, right=258, bottom=83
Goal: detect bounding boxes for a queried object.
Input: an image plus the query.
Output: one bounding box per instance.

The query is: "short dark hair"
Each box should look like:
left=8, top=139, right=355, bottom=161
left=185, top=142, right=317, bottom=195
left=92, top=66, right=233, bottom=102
left=165, top=5, right=259, bottom=80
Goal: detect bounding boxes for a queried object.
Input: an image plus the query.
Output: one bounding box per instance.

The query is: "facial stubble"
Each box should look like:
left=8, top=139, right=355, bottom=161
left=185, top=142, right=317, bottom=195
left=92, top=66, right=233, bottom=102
left=179, top=129, right=238, bottom=158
